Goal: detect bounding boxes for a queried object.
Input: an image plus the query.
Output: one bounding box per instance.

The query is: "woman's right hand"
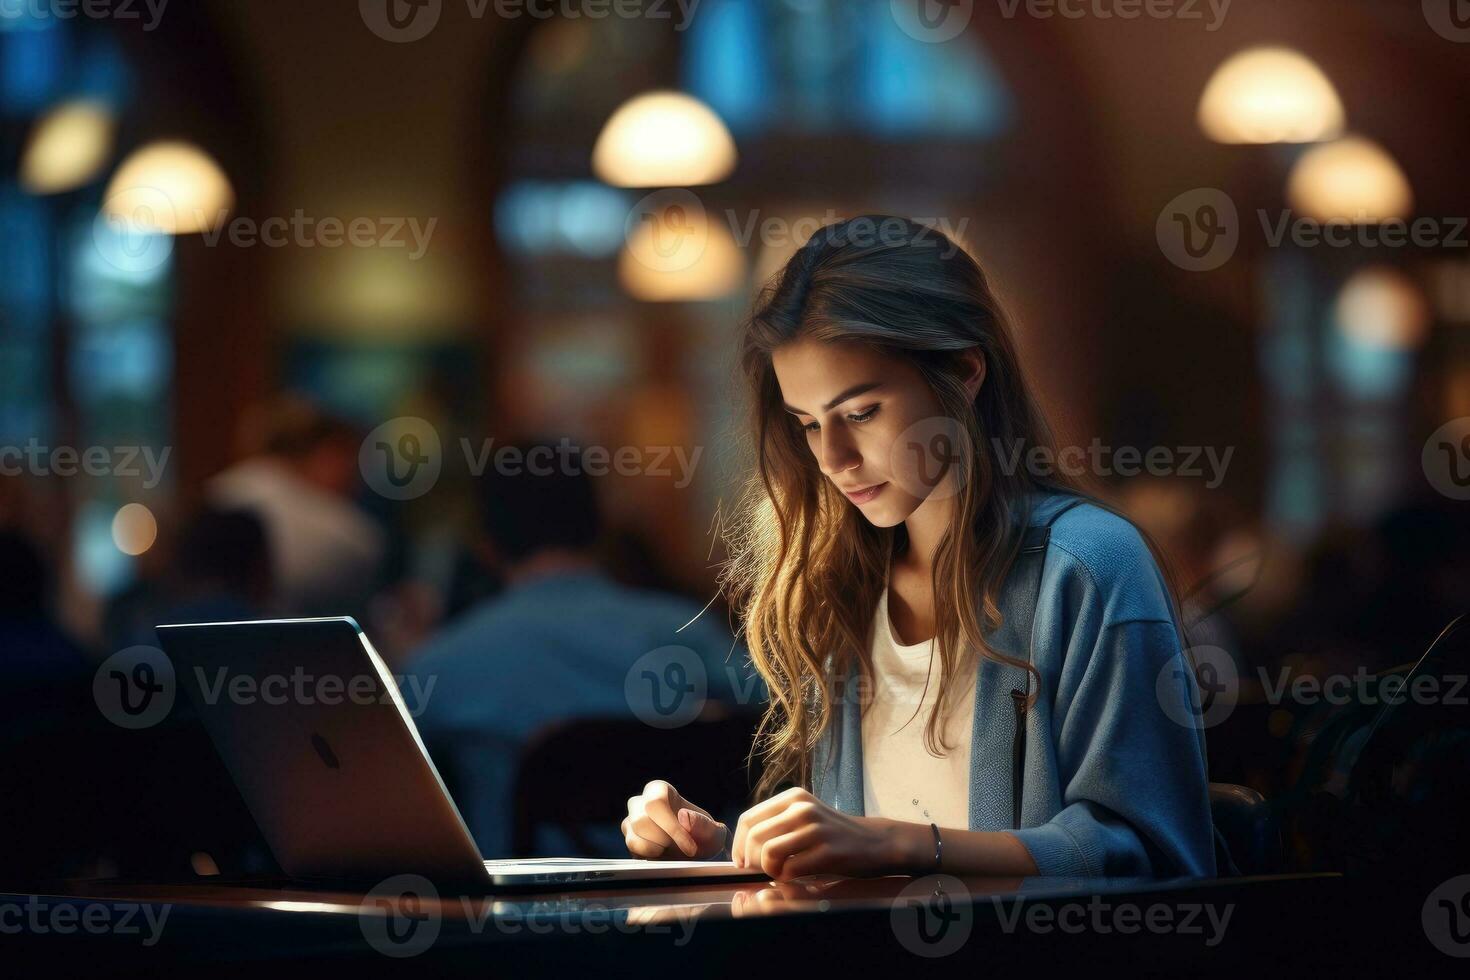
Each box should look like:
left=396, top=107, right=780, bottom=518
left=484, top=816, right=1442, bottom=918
left=622, top=780, right=729, bottom=859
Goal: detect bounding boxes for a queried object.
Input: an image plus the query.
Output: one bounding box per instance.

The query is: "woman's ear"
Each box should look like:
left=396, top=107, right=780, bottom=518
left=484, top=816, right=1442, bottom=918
left=959, top=348, right=987, bottom=400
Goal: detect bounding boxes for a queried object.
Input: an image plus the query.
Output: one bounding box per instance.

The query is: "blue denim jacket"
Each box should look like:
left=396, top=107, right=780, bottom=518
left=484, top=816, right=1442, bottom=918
left=813, top=492, right=1217, bottom=878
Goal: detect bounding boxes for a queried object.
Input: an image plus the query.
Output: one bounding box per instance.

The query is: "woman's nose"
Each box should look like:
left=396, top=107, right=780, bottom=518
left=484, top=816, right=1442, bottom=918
left=817, top=428, right=861, bottom=477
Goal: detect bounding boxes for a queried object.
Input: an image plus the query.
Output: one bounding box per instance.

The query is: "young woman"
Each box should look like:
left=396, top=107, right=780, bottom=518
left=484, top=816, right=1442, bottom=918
left=620, top=215, right=1217, bottom=881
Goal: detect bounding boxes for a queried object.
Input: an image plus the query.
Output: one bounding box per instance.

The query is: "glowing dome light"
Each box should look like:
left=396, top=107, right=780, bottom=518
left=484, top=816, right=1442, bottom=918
left=618, top=206, right=744, bottom=301
left=103, top=140, right=234, bottom=235
left=112, top=503, right=158, bottom=556
left=20, top=101, right=115, bottom=195
left=1286, top=135, right=1413, bottom=224
left=1334, top=266, right=1430, bottom=351
left=592, top=91, right=737, bottom=188
left=1197, top=47, right=1345, bottom=144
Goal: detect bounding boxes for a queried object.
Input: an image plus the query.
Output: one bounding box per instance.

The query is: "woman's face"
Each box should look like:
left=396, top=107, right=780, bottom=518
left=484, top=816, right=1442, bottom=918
left=772, top=337, right=976, bottom=528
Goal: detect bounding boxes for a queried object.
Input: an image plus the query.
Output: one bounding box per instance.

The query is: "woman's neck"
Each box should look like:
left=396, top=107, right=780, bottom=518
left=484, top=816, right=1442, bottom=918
left=896, top=485, right=955, bottom=576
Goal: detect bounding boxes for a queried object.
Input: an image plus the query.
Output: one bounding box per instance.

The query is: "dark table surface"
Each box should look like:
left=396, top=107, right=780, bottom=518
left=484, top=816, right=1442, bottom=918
left=1, top=869, right=1459, bottom=975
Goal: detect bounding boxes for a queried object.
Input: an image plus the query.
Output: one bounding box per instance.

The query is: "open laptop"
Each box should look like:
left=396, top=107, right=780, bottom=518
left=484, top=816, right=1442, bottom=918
left=154, top=617, right=765, bottom=889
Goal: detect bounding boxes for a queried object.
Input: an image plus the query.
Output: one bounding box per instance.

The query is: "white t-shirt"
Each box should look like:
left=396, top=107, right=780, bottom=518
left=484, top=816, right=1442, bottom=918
left=860, top=580, right=976, bottom=829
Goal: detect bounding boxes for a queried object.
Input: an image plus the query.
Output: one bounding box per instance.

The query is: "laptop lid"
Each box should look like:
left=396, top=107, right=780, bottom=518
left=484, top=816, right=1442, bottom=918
left=156, top=617, right=487, bottom=884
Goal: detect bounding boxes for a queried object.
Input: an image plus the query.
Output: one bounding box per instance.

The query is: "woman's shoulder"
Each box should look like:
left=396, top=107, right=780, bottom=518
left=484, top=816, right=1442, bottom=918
left=1026, top=492, right=1174, bottom=625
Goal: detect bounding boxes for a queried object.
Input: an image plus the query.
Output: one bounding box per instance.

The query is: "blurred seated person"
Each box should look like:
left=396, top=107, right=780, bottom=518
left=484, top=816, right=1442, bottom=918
left=0, top=529, right=93, bottom=878
left=166, top=507, right=273, bottom=626
left=208, top=395, right=384, bottom=618
left=0, top=529, right=89, bottom=711
left=403, top=440, right=751, bottom=858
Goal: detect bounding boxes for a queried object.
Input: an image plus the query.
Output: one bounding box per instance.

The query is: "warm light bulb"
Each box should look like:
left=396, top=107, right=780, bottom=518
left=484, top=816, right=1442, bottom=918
left=619, top=203, right=744, bottom=301
left=593, top=91, right=737, bottom=188
left=20, top=100, right=115, bottom=194
left=112, top=503, right=159, bottom=556
left=1198, top=47, right=1345, bottom=144
left=1286, top=135, right=1413, bottom=223
left=103, top=140, right=234, bottom=235
left=1334, top=266, right=1430, bottom=351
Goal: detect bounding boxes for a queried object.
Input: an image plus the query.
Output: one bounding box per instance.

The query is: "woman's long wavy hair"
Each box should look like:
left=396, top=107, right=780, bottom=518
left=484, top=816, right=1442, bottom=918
left=720, top=215, right=1116, bottom=800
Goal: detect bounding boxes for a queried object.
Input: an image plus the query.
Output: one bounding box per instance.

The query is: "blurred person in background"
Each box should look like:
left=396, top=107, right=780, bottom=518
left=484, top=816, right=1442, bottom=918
left=0, top=528, right=89, bottom=706
left=402, top=439, right=751, bottom=858
left=208, top=396, right=385, bottom=618
left=0, top=529, right=94, bottom=880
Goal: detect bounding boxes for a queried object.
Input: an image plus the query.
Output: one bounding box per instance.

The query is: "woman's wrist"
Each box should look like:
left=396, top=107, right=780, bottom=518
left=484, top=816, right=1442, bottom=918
left=878, top=818, right=938, bottom=875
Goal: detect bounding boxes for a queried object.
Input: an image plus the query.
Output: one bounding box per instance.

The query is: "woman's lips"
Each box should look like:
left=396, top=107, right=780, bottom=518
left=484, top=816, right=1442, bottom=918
left=843, top=482, right=888, bottom=503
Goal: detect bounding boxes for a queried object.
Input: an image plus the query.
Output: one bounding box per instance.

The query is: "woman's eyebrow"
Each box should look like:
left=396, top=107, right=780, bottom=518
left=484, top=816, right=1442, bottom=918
left=783, top=382, right=883, bottom=416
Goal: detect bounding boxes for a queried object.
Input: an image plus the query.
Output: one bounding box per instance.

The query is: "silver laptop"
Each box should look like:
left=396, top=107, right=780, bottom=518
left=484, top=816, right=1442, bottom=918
left=155, top=617, right=763, bottom=888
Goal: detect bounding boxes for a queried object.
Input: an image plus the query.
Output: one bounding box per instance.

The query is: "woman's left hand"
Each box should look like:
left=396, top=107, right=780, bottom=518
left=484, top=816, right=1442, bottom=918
left=730, top=787, right=924, bottom=881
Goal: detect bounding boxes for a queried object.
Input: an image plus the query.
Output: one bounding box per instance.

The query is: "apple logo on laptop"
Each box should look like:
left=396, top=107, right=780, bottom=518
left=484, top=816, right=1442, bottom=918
left=310, top=732, right=341, bottom=770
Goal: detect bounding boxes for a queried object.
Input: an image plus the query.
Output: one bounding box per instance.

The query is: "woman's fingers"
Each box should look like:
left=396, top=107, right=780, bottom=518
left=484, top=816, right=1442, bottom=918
left=678, top=808, right=729, bottom=859
left=640, top=781, right=700, bottom=857
left=746, top=816, right=821, bottom=878
left=624, top=797, right=676, bottom=857
left=733, top=791, right=818, bottom=868
left=770, top=841, right=832, bottom=881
